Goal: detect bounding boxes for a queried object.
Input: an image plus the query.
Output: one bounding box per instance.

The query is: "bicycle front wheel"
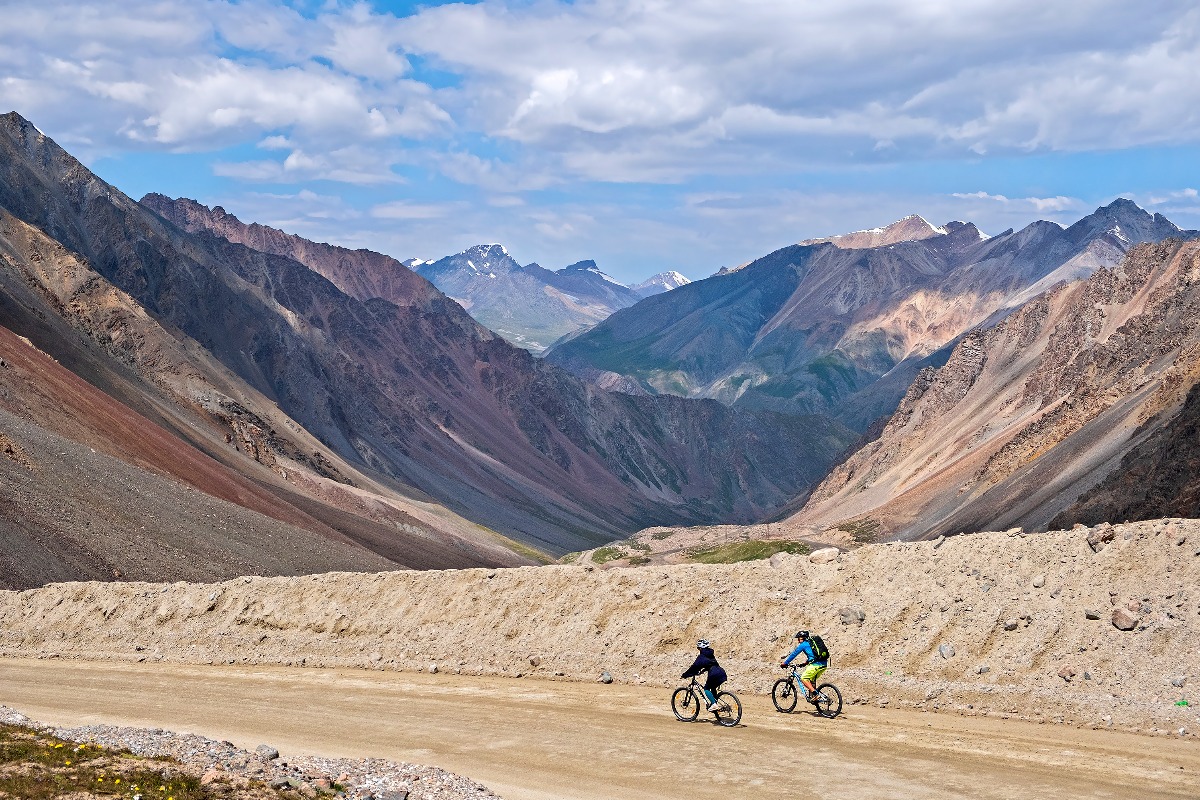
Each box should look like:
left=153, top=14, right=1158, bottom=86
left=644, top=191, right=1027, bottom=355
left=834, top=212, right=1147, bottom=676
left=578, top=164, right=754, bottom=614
left=713, top=691, right=742, bottom=727
left=771, top=678, right=798, bottom=713
left=814, top=683, right=843, bottom=718
left=671, top=687, right=699, bottom=721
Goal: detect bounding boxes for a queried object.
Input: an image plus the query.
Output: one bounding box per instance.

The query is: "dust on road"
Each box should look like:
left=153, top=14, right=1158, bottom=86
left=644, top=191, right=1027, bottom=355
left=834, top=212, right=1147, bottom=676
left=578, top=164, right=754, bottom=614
left=1, top=659, right=1194, bottom=799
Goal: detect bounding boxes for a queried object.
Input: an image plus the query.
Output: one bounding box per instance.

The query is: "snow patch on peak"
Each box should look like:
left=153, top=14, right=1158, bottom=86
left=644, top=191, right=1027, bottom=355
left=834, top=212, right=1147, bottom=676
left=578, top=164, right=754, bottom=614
left=800, top=214, right=946, bottom=249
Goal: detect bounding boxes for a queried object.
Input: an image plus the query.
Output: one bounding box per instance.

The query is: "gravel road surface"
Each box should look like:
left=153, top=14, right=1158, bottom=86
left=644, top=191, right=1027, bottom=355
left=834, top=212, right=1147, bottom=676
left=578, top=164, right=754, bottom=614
left=1, top=658, right=1195, bottom=799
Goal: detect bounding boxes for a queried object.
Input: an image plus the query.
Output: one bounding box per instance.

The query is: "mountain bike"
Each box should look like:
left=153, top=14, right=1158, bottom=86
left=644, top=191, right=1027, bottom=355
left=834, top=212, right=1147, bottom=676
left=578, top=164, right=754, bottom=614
left=671, top=676, right=742, bottom=727
left=772, top=665, right=842, bottom=718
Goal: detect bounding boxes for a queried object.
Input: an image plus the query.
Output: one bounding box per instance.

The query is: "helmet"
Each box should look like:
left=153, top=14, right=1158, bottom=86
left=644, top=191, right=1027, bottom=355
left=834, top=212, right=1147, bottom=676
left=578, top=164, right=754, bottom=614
left=795, top=630, right=810, bottom=640
left=696, top=639, right=710, bottom=649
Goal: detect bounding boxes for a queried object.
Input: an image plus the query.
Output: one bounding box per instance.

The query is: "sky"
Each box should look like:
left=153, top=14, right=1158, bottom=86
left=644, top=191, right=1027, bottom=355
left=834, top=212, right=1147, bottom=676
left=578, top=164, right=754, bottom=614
left=2, top=0, right=1199, bottom=283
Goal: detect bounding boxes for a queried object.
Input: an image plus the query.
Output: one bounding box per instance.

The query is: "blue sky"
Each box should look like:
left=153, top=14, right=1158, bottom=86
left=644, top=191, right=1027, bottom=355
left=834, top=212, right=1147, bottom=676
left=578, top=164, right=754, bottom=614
left=3, top=1, right=1199, bottom=283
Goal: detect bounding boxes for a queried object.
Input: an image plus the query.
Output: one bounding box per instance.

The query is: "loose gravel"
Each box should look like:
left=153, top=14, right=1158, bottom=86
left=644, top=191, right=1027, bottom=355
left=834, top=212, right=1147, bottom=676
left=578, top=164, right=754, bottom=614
left=0, top=705, right=499, bottom=800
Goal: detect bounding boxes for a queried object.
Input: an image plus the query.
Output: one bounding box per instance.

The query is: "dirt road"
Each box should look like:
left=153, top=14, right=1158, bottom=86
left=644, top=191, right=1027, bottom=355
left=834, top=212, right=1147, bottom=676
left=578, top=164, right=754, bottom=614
left=1, top=658, right=1195, bottom=799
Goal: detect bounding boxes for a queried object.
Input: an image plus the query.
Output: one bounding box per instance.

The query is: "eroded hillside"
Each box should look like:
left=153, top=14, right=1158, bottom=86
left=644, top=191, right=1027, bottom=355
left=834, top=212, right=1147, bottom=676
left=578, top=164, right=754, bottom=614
left=793, top=239, right=1200, bottom=540
left=3, top=521, right=1196, bottom=737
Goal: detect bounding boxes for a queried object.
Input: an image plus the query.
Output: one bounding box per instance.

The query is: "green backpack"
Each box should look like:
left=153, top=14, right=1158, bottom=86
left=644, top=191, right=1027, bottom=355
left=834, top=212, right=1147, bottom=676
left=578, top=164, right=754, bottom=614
left=809, top=634, right=830, bottom=663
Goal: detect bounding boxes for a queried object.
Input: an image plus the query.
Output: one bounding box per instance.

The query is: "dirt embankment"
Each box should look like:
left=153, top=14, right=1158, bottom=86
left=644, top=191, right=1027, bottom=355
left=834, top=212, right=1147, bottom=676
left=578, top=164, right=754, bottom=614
left=2, top=521, right=1197, bottom=737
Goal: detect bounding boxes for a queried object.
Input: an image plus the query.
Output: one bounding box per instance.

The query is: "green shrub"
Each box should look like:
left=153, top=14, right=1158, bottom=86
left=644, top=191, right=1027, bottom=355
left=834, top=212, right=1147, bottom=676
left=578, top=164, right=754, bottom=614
left=836, top=518, right=881, bottom=543
left=686, top=540, right=811, bottom=564
left=591, top=546, right=628, bottom=564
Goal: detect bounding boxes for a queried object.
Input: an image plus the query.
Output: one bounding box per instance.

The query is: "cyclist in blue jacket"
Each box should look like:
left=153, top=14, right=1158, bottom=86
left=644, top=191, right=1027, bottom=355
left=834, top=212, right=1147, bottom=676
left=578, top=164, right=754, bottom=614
left=682, top=639, right=728, bottom=711
left=780, top=630, right=828, bottom=704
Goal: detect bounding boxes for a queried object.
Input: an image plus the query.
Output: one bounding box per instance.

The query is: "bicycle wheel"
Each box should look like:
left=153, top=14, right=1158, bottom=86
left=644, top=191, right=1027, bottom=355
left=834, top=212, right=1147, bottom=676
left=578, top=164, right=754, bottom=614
left=671, top=687, right=699, bottom=721
left=713, top=691, right=742, bottom=727
left=813, top=683, right=843, bottom=718
left=771, top=678, right=798, bottom=713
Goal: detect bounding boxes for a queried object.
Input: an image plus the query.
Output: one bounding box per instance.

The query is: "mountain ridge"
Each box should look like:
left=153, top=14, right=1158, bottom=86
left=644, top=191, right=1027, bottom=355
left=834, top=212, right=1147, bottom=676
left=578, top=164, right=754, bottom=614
left=546, top=200, right=1196, bottom=431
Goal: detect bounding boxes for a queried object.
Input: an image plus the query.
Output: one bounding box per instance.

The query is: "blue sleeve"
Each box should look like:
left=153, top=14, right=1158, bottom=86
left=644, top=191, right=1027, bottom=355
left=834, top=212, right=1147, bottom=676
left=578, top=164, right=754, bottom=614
left=781, top=643, right=805, bottom=666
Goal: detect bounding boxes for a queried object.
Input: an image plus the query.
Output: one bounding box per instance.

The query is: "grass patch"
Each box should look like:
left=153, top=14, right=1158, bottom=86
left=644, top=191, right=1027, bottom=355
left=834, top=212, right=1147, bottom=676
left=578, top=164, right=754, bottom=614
left=836, top=518, right=881, bottom=543
left=650, top=531, right=674, bottom=540
left=628, top=541, right=651, bottom=552
left=685, top=540, right=811, bottom=564
left=627, top=556, right=651, bottom=566
left=0, top=724, right=213, bottom=800
left=591, top=546, right=628, bottom=564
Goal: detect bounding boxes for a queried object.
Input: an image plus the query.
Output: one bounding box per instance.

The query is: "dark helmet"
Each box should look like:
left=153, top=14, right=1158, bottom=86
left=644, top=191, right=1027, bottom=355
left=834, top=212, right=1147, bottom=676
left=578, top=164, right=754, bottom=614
left=795, top=630, right=810, bottom=640
left=696, top=639, right=710, bottom=649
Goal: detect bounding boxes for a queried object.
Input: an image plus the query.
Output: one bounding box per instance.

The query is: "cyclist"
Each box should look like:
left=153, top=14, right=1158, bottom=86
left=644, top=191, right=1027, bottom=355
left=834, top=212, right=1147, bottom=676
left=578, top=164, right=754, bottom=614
left=681, top=639, right=728, bottom=711
left=779, top=630, right=828, bottom=704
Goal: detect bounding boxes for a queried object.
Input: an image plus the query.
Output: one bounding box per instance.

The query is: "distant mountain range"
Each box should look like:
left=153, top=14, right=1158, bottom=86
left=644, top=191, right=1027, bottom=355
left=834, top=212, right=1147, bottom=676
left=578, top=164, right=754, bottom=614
left=546, top=200, right=1196, bottom=431
left=414, top=247, right=690, bottom=352
left=0, top=111, right=848, bottom=585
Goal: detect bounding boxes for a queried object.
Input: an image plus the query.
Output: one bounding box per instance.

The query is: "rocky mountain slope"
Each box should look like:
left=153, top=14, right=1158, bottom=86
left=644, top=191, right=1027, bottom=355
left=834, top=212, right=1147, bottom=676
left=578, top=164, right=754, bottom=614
left=0, top=184, right=535, bottom=586
left=0, top=111, right=852, bottom=558
left=2, top=520, right=1195, bottom=736
left=415, top=246, right=642, bottom=351
left=140, top=194, right=433, bottom=313
left=547, top=203, right=1195, bottom=431
left=792, top=239, right=1200, bottom=541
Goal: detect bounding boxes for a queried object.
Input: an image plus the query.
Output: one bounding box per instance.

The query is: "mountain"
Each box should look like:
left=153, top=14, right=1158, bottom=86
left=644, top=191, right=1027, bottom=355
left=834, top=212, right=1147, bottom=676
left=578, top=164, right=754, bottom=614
left=416, top=246, right=643, bottom=352
left=141, top=194, right=431, bottom=311
left=546, top=204, right=1195, bottom=431
left=799, top=214, right=951, bottom=249
left=0, top=179, right=534, bottom=587
left=0, top=112, right=854, bottom=562
left=632, top=271, right=691, bottom=297
left=791, top=238, right=1200, bottom=540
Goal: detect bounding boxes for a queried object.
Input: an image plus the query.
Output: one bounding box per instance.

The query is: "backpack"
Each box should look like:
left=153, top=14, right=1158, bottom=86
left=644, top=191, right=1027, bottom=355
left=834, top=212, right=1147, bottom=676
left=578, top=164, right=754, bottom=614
left=809, top=634, right=830, bottom=663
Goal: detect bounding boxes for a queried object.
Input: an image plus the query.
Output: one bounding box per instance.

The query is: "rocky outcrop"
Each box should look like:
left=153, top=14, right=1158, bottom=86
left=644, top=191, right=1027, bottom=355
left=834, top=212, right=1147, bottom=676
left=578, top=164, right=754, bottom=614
left=2, top=521, right=1195, bottom=735
left=793, top=239, right=1200, bottom=540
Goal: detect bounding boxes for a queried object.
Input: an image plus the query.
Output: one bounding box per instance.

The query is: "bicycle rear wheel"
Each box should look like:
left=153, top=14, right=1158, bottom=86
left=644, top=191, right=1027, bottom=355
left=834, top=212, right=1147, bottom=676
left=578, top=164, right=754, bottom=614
left=671, top=687, right=699, bottom=721
left=771, top=678, right=798, bottom=713
left=713, top=691, right=742, bottom=727
left=814, top=683, right=843, bottom=718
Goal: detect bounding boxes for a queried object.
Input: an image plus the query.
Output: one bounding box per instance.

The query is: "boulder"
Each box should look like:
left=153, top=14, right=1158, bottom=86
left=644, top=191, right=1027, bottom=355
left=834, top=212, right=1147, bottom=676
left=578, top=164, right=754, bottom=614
left=938, top=644, right=956, bottom=660
left=1003, top=619, right=1019, bottom=631
left=1058, top=666, right=1077, bottom=682
left=838, top=607, right=866, bottom=626
left=529, top=655, right=542, bottom=667
left=1032, top=575, right=1046, bottom=589
left=1087, top=525, right=1116, bottom=552
left=1084, top=609, right=1101, bottom=620
left=255, top=745, right=279, bottom=761
left=599, top=670, right=614, bottom=684
left=428, top=663, right=439, bottom=674
left=1112, top=607, right=1139, bottom=631
left=809, top=547, right=839, bottom=564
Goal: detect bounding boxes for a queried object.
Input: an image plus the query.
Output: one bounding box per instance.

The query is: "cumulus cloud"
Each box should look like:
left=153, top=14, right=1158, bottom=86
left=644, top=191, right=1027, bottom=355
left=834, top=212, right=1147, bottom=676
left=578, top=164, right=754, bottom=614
left=393, top=0, right=1200, bottom=181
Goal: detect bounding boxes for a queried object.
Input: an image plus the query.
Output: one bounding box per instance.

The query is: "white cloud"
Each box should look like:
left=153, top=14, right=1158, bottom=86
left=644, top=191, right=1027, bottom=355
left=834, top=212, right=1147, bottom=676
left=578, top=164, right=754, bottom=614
left=370, top=201, right=458, bottom=220
left=951, top=192, right=1081, bottom=212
